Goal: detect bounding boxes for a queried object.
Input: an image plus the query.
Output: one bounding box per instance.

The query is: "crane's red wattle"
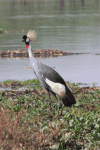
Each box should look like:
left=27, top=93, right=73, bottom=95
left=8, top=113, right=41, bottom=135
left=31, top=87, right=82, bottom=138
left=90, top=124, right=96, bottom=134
left=26, top=45, right=29, bottom=49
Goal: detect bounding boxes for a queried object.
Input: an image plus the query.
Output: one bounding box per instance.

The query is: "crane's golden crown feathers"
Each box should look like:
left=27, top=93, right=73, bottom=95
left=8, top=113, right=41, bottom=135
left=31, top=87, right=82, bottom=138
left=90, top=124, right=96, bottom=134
left=27, top=30, right=36, bottom=41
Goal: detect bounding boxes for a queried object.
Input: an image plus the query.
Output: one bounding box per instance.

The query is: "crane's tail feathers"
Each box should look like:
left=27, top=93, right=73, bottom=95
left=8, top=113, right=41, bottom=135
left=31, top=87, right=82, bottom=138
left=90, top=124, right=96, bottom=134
left=62, top=86, right=76, bottom=107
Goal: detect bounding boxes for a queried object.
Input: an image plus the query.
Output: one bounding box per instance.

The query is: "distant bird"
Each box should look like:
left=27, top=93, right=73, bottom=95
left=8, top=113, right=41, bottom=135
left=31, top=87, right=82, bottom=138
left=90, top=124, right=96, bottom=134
left=22, top=30, right=76, bottom=111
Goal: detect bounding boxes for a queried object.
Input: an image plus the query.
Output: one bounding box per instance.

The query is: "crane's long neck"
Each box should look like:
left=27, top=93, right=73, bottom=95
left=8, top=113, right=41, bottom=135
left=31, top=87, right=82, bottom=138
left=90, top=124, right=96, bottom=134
left=28, top=42, right=37, bottom=66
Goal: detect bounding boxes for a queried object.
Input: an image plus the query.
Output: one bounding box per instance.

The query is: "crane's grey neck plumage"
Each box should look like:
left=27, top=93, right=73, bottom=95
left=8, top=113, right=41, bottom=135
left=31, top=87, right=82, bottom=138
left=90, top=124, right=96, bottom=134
left=28, top=41, right=37, bottom=66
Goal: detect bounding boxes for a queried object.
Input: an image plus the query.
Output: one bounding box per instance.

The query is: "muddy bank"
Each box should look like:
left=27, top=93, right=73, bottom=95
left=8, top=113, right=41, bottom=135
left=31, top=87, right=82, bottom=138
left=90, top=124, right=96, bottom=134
left=2, top=89, right=47, bottom=97
left=0, top=80, right=100, bottom=97
left=0, top=80, right=99, bottom=88
left=0, top=49, right=86, bottom=58
left=0, top=80, right=100, bottom=91
left=0, top=82, right=23, bottom=87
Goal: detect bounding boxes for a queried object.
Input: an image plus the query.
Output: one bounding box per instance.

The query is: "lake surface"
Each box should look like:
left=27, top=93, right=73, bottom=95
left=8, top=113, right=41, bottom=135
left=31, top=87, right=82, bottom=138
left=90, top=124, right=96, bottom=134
left=0, top=0, right=100, bottom=86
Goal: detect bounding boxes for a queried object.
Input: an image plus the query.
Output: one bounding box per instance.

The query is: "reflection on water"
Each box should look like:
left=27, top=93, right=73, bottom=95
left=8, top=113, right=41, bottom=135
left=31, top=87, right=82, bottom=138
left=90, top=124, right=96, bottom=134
left=0, top=0, right=100, bottom=86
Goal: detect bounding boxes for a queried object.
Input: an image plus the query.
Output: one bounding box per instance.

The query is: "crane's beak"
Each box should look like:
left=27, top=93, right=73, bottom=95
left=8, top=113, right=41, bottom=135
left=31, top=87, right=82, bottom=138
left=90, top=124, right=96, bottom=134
left=22, top=39, right=25, bottom=42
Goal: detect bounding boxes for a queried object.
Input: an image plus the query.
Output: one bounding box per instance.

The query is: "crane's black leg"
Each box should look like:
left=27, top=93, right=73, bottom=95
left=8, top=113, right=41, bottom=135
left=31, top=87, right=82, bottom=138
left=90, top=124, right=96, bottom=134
left=58, top=102, right=62, bottom=115
left=50, top=91, right=62, bottom=113
left=47, top=91, right=51, bottom=112
left=58, top=103, right=62, bottom=110
left=54, top=95, right=62, bottom=115
left=47, top=90, right=62, bottom=114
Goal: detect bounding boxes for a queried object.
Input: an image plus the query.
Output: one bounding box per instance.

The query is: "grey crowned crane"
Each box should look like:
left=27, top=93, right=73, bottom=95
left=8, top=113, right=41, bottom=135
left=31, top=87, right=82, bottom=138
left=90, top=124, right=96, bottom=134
left=22, top=30, right=76, bottom=111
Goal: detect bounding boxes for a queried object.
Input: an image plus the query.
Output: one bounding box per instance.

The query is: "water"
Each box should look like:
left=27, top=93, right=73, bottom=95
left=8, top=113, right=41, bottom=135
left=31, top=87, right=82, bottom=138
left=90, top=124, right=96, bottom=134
left=0, top=0, right=100, bottom=86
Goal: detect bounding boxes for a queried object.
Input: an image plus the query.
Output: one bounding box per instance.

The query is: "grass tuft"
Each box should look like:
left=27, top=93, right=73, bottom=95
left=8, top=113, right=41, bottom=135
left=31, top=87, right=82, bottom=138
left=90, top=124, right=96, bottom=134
left=2, top=79, right=40, bottom=85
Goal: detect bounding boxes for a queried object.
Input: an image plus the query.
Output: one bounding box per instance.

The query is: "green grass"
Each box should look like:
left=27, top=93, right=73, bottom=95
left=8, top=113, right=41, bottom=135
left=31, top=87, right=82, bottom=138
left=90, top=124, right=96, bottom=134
left=0, top=27, right=3, bottom=33
left=2, top=79, right=40, bottom=85
left=0, top=81, right=100, bottom=149
left=21, top=79, right=40, bottom=85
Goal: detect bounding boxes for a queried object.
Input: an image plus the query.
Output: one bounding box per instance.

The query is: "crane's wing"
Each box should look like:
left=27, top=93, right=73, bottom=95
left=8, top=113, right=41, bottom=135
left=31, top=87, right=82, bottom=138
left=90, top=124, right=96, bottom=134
left=37, top=62, right=66, bottom=86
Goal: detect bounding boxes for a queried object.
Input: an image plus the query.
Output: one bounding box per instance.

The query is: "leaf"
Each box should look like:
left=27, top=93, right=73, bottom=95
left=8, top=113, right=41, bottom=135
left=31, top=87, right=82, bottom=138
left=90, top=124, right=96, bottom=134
left=69, top=119, right=73, bottom=127
left=51, top=144, right=59, bottom=149
left=42, top=126, right=48, bottom=133
left=95, top=124, right=99, bottom=129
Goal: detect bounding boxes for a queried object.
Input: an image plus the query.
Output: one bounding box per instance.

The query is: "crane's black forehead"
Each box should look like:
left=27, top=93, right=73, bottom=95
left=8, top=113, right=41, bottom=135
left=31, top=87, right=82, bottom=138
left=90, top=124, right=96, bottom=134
left=22, top=35, right=27, bottom=39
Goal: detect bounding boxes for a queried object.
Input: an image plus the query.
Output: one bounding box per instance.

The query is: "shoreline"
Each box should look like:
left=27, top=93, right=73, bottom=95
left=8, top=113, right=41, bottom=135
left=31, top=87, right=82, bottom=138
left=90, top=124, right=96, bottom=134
left=0, top=80, right=100, bottom=91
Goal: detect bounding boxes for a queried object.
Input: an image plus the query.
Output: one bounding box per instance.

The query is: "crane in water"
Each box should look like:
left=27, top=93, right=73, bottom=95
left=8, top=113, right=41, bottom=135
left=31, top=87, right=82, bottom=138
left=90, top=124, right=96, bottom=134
left=22, top=30, right=76, bottom=111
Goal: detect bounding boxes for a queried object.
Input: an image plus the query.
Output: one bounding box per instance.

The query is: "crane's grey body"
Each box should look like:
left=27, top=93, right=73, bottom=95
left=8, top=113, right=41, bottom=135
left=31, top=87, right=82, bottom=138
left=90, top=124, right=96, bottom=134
left=22, top=35, right=76, bottom=110
left=32, top=58, right=66, bottom=90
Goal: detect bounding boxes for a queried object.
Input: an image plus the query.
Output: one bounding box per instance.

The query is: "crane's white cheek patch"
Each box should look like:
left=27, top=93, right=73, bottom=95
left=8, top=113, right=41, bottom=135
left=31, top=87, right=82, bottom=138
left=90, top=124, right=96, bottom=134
left=26, top=38, right=29, bottom=42
left=45, top=78, right=66, bottom=98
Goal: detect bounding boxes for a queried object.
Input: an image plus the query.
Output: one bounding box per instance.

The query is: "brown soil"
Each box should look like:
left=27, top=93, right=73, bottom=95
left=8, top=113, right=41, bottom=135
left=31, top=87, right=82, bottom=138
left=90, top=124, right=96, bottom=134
left=74, top=86, right=100, bottom=94
left=82, top=103, right=99, bottom=111
left=0, top=49, right=86, bottom=58
left=3, top=89, right=48, bottom=97
left=0, top=82, right=23, bottom=88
